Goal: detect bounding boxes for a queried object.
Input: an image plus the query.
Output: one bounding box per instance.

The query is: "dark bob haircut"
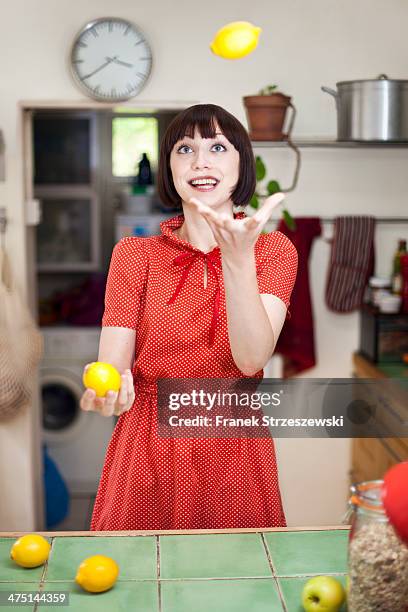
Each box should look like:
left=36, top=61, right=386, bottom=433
left=157, top=104, right=256, bottom=211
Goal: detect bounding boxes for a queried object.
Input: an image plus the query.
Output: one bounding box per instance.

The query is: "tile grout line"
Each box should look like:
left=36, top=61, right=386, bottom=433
left=156, top=535, right=162, bottom=612
left=33, top=536, right=55, bottom=612
left=2, top=576, right=324, bottom=584
left=261, top=533, right=287, bottom=612
left=0, top=575, right=349, bottom=585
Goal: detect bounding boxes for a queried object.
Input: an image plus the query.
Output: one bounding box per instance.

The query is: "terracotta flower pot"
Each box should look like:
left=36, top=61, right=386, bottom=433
left=243, top=93, right=296, bottom=141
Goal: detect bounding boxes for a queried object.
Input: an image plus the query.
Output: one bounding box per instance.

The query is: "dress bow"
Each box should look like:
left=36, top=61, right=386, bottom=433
left=167, top=250, right=221, bottom=347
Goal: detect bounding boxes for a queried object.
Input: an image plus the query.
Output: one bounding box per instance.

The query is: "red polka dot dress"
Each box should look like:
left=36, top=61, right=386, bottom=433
left=90, top=211, right=298, bottom=531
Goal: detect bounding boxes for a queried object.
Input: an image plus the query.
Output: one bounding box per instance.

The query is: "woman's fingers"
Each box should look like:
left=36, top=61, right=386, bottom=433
left=80, top=388, right=96, bottom=411
left=101, top=391, right=117, bottom=417
left=253, top=192, right=285, bottom=224
left=189, top=198, right=222, bottom=225
left=118, top=373, right=129, bottom=407
left=127, top=370, right=135, bottom=401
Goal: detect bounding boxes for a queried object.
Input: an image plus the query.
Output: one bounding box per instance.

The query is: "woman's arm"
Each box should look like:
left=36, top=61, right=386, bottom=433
left=98, top=326, right=136, bottom=374
left=222, top=251, right=287, bottom=376
left=186, top=193, right=296, bottom=376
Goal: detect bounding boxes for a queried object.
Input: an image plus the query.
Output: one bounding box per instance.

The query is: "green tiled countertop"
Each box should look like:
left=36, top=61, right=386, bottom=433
left=0, top=527, right=349, bottom=611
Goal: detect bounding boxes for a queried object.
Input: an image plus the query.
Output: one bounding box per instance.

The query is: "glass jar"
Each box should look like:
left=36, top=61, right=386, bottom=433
left=368, top=276, right=391, bottom=307
left=346, top=480, right=408, bottom=612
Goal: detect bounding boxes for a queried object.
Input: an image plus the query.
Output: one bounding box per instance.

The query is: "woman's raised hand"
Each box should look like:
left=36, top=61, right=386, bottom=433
left=188, top=192, right=285, bottom=258
left=80, top=364, right=135, bottom=417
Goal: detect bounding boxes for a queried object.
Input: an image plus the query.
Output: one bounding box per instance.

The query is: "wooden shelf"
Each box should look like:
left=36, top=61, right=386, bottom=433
left=251, top=138, right=408, bottom=148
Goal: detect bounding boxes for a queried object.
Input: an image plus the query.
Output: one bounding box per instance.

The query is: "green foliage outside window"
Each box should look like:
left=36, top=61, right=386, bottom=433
left=112, top=117, right=158, bottom=177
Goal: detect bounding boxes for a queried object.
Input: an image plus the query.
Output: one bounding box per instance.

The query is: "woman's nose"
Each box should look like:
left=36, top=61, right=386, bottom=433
left=192, top=148, right=211, bottom=169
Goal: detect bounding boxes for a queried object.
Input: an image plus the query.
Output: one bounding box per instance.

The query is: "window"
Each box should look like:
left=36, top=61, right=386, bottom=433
left=33, top=116, right=92, bottom=184
left=112, top=116, right=158, bottom=178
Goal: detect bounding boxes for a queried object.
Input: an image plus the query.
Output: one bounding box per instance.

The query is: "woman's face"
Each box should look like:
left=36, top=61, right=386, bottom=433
left=169, top=125, right=240, bottom=208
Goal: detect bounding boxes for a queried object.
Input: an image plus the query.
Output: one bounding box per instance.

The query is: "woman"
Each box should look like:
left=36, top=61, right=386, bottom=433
left=81, top=104, right=298, bottom=530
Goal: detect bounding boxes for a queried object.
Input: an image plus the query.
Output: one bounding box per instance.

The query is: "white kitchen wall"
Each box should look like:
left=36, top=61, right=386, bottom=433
left=1, top=0, right=407, bottom=530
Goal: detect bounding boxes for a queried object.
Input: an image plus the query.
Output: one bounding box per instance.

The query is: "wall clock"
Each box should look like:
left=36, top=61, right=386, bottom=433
left=70, top=17, right=153, bottom=102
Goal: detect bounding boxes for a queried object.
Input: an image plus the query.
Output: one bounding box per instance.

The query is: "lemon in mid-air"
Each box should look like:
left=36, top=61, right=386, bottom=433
left=210, top=21, right=262, bottom=60
left=75, top=555, right=119, bottom=593
left=10, top=534, right=51, bottom=568
left=82, top=362, right=121, bottom=398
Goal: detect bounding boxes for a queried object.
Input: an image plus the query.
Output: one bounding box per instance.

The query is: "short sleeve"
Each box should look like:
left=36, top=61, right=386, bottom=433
left=102, top=237, right=148, bottom=329
left=256, top=231, right=298, bottom=316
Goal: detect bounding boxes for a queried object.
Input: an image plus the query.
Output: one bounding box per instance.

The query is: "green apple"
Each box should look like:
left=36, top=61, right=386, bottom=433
left=301, top=576, right=345, bottom=612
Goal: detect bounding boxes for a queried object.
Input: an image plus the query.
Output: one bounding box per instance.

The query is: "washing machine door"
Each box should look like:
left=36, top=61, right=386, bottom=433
left=40, top=364, right=115, bottom=494
left=41, top=366, right=91, bottom=444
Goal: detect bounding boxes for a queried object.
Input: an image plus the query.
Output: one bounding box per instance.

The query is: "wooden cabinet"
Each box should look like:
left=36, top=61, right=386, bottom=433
left=350, top=353, right=408, bottom=484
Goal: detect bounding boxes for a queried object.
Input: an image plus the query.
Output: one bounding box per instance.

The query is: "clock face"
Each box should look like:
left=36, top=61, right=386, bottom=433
left=70, top=17, right=153, bottom=102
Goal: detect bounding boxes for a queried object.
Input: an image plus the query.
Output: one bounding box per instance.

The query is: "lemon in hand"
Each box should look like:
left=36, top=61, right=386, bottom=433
left=210, top=21, right=262, bottom=60
left=83, top=362, right=121, bottom=398
left=10, top=534, right=51, bottom=568
left=75, top=555, right=119, bottom=593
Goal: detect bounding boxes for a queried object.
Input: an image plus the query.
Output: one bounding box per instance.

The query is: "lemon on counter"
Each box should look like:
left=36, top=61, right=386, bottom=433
left=210, top=21, right=262, bottom=60
left=75, top=555, right=119, bottom=593
left=10, top=534, right=51, bottom=568
left=82, top=362, right=121, bottom=398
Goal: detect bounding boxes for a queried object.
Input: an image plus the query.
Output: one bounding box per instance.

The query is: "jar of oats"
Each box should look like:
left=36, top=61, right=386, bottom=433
left=347, top=479, right=408, bottom=612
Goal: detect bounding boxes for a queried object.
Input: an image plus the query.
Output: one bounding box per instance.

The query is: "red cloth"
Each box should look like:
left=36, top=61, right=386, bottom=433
left=90, top=212, right=297, bottom=531
left=275, top=218, right=321, bottom=378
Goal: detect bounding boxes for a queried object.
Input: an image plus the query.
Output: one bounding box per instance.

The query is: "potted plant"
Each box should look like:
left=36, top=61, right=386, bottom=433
left=243, top=84, right=296, bottom=141
left=250, top=155, right=296, bottom=232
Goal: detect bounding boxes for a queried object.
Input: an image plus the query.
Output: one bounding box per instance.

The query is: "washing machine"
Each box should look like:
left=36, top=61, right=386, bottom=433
left=40, top=327, right=116, bottom=495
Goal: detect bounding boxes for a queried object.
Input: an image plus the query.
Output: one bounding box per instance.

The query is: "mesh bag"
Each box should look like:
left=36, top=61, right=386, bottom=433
left=0, top=246, right=43, bottom=421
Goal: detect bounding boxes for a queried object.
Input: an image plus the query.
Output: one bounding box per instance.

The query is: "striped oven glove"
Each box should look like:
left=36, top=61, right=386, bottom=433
left=325, top=216, right=375, bottom=312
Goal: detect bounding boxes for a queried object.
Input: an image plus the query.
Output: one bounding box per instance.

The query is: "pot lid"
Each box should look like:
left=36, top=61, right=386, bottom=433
left=336, top=73, right=408, bottom=86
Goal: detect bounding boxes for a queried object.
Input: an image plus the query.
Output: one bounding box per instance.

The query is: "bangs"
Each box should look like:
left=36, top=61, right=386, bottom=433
left=166, top=105, right=242, bottom=151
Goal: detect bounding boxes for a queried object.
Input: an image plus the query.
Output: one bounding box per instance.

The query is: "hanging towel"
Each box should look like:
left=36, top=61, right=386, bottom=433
left=275, top=217, right=322, bottom=378
left=325, top=216, right=375, bottom=312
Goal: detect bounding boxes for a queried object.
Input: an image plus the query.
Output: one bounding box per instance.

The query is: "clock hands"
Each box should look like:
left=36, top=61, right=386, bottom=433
left=107, top=56, right=134, bottom=68
left=82, top=55, right=134, bottom=81
left=83, top=57, right=115, bottom=80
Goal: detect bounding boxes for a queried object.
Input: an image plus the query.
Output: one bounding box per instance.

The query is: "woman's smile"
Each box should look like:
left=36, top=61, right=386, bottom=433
left=188, top=176, right=220, bottom=192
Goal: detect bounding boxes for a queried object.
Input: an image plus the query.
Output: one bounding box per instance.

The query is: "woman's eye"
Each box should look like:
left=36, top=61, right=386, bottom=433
left=176, top=142, right=226, bottom=153
left=212, top=143, right=226, bottom=152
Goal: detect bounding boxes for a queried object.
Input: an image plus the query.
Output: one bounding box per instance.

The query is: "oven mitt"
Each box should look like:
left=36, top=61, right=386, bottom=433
left=325, top=216, right=375, bottom=312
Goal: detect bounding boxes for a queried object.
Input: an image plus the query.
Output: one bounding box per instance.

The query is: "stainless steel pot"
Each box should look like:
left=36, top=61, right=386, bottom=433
left=322, top=74, right=408, bottom=141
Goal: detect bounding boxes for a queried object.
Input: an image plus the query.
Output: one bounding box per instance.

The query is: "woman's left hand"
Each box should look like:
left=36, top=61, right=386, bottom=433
left=189, top=192, right=285, bottom=259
